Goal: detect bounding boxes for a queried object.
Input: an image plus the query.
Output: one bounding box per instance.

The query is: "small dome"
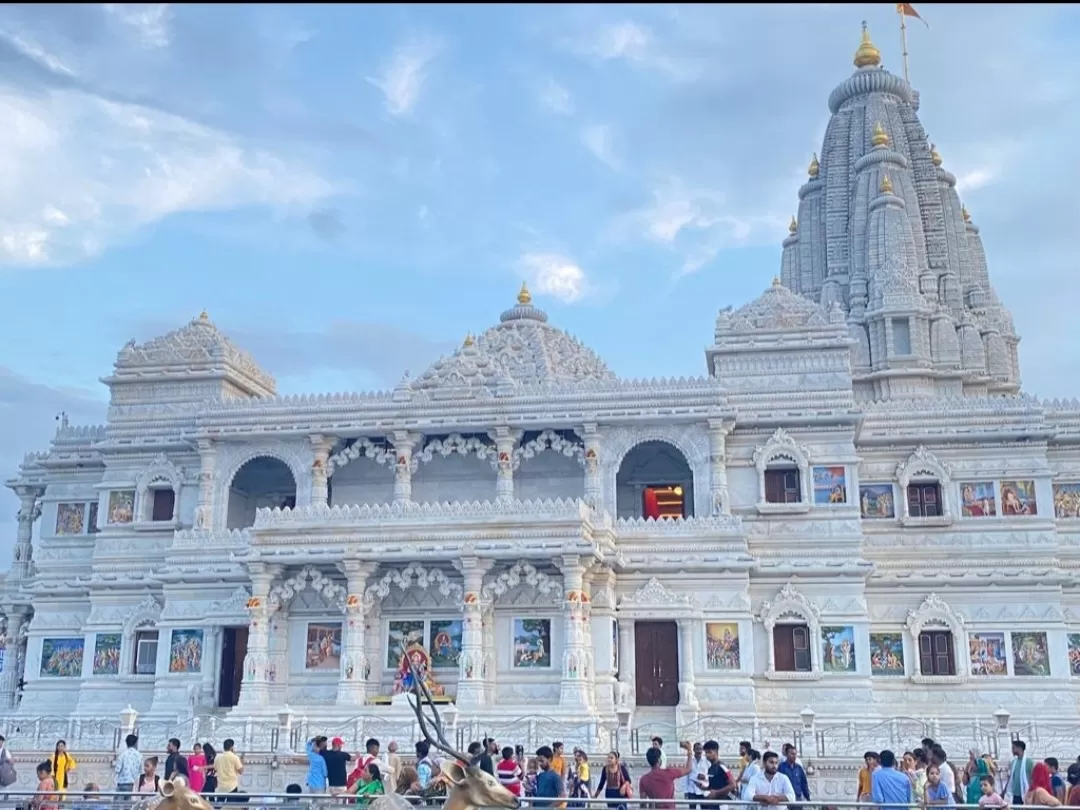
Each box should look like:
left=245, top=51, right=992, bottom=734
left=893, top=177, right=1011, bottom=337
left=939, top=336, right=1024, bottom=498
left=412, top=286, right=615, bottom=392
left=718, top=278, right=829, bottom=334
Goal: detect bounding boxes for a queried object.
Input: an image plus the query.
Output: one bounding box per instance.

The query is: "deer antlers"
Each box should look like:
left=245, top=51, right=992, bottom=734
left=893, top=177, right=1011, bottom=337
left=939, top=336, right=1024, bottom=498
left=400, top=640, right=470, bottom=764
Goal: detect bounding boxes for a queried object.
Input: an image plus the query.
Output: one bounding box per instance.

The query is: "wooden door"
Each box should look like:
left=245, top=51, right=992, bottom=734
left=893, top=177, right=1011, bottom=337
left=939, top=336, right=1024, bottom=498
left=635, top=621, right=681, bottom=706
left=218, top=627, right=248, bottom=708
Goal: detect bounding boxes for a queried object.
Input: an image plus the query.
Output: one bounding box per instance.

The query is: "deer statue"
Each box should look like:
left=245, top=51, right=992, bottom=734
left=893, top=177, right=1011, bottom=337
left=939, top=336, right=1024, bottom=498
left=368, top=643, right=520, bottom=810
left=146, top=779, right=214, bottom=810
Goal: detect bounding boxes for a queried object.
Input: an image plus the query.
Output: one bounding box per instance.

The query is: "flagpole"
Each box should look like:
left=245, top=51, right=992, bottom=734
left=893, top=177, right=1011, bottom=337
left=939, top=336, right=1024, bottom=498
left=898, top=5, right=910, bottom=82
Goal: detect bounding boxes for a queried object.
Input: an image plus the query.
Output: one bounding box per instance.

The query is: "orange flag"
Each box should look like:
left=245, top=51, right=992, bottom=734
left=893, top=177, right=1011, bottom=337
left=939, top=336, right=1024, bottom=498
left=896, top=3, right=930, bottom=27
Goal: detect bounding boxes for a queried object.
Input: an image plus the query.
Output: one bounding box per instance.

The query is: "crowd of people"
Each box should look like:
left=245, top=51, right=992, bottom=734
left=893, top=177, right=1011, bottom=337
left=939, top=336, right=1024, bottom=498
left=6, top=730, right=1080, bottom=808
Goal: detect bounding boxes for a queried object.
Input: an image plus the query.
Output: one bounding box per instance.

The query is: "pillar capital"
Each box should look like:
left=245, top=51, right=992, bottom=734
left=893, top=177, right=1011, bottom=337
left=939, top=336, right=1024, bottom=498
left=707, top=418, right=733, bottom=436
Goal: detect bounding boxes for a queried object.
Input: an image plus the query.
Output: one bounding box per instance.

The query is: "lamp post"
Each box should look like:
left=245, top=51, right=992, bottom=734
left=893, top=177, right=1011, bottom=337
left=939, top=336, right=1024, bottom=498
left=992, top=707, right=1011, bottom=761
left=276, top=706, right=295, bottom=754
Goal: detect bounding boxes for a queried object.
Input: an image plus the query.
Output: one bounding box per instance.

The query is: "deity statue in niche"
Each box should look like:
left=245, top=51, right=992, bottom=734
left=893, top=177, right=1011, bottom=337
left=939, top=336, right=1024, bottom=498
left=392, top=643, right=444, bottom=696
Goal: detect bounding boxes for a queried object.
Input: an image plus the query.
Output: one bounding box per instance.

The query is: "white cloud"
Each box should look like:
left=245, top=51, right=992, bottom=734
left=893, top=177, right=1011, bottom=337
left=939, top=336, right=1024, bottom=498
left=0, top=88, right=333, bottom=266
left=517, top=252, right=590, bottom=303
left=539, top=77, right=572, bottom=116
left=572, top=20, right=703, bottom=81
left=103, top=3, right=172, bottom=48
left=366, top=37, right=441, bottom=117
left=594, top=21, right=651, bottom=61
left=0, top=28, right=74, bottom=75
left=580, top=124, right=621, bottom=171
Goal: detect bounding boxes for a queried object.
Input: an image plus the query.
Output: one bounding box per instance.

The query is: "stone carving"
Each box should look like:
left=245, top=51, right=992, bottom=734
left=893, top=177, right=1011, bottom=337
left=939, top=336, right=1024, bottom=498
left=326, top=438, right=394, bottom=475
left=253, top=498, right=588, bottom=527
left=758, top=583, right=821, bottom=630
left=620, top=578, right=693, bottom=609
left=752, top=428, right=812, bottom=470
left=512, top=429, right=585, bottom=470
left=135, top=453, right=183, bottom=493
left=615, top=514, right=743, bottom=535
left=905, top=593, right=965, bottom=635
left=718, top=278, right=830, bottom=333
left=123, top=594, right=164, bottom=635
left=482, top=561, right=564, bottom=603
left=364, top=564, right=463, bottom=608
left=269, top=566, right=346, bottom=610
left=895, top=445, right=952, bottom=483
left=210, top=587, right=253, bottom=616
left=413, top=433, right=496, bottom=470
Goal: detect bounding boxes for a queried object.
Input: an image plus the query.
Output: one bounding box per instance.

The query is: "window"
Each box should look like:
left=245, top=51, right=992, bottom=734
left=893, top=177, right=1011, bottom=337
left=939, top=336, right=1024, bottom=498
left=133, top=630, right=159, bottom=675
left=893, top=317, right=912, bottom=355
left=918, top=630, right=955, bottom=676
left=765, top=468, right=801, bottom=504
left=642, top=485, right=686, bottom=520
left=773, top=624, right=812, bottom=672
left=907, top=483, right=942, bottom=517
left=151, top=489, right=175, bottom=522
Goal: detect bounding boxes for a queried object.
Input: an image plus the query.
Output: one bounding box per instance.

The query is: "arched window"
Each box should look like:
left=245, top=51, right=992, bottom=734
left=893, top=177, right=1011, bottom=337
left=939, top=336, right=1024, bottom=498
left=905, top=593, right=966, bottom=680
left=123, top=595, right=163, bottom=677
left=753, top=429, right=811, bottom=512
left=895, top=446, right=954, bottom=525
left=758, top=583, right=822, bottom=680
left=134, top=454, right=182, bottom=524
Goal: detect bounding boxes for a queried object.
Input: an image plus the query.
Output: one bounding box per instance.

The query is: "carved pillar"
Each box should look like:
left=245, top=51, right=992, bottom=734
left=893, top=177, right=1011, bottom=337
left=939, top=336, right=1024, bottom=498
left=391, top=432, right=419, bottom=505
left=481, top=601, right=497, bottom=704
left=194, top=439, right=217, bottom=529
left=589, top=568, right=616, bottom=713
left=616, top=616, right=636, bottom=708
left=677, top=618, right=700, bottom=711
left=237, top=563, right=280, bottom=710
left=707, top=419, right=731, bottom=516
left=454, top=557, right=494, bottom=709
left=490, top=428, right=518, bottom=503
left=580, top=424, right=602, bottom=509
left=310, top=435, right=334, bottom=508
left=337, top=560, right=377, bottom=706
left=558, top=555, right=592, bottom=710
left=0, top=610, right=27, bottom=710
left=581, top=568, right=598, bottom=706
left=11, top=487, right=43, bottom=582
left=200, top=626, right=222, bottom=706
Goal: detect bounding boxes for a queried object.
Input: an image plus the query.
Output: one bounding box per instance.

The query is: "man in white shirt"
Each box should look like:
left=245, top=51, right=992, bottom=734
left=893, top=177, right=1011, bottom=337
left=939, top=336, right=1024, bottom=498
left=748, top=751, right=796, bottom=806
left=679, top=743, right=709, bottom=808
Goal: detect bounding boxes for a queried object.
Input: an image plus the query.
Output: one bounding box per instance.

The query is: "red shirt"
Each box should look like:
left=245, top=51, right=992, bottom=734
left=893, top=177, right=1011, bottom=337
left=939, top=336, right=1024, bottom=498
left=639, top=767, right=687, bottom=810
left=497, top=759, right=523, bottom=796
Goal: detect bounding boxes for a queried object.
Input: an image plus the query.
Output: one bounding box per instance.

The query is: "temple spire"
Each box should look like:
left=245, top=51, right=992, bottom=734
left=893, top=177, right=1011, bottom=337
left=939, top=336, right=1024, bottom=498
left=854, top=21, right=882, bottom=69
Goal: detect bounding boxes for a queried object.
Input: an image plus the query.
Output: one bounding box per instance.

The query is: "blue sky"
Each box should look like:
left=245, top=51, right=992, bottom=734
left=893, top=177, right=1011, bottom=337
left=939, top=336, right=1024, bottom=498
left=0, top=3, right=1078, bottom=555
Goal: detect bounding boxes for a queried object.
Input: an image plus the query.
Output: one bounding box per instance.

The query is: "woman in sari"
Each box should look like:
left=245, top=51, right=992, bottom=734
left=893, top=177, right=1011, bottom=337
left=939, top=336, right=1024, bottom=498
left=967, top=754, right=992, bottom=805
left=51, top=741, right=76, bottom=795
left=354, top=763, right=386, bottom=807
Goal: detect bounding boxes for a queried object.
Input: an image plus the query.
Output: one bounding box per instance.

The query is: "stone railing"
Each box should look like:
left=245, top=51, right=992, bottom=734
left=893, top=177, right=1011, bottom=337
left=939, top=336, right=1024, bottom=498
left=614, top=514, right=744, bottom=537
left=253, top=498, right=592, bottom=528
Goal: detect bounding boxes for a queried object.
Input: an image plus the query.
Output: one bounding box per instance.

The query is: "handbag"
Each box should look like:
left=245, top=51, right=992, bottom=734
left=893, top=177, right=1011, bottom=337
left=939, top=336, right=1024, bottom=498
left=0, top=755, right=17, bottom=788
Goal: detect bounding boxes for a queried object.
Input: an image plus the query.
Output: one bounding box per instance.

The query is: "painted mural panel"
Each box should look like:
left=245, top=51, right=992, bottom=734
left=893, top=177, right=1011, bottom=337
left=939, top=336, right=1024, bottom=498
left=386, top=620, right=425, bottom=668
left=55, top=503, right=85, bottom=535
left=869, top=632, right=905, bottom=676
left=428, top=619, right=463, bottom=668
left=168, top=629, right=204, bottom=673
left=969, top=632, right=1008, bottom=676
left=704, top=622, right=740, bottom=670
left=108, top=490, right=135, bottom=524
left=306, top=623, right=342, bottom=671
left=1011, top=631, right=1050, bottom=677
left=512, top=618, right=552, bottom=668
left=1053, top=483, right=1080, bottom=518
left=960, top=482, right=997, bottom=517
left=859, top=485, right=895, bottom=519
left=40, top=638, right=84, bottom=677
left=1000, top=480, right=1038, bottom=517
left=821, top=625, right=856, bottom=672
left=813, top=466, right=847, bottom=505
left=1068, top=634, right=1080, bottom=676
left=92, top=633, right=121, bottom=676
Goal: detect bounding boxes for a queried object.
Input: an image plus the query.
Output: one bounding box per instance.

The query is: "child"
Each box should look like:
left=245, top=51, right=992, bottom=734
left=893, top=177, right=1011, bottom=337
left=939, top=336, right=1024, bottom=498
left=137, top=757, right=161, bottom=795
left=568, top=750, right=590, bottom=809
left=496, top=747, right=523, bottom=797
left=32, top=762, right=57, bottom=810
left=978, top=775, right=1007, bottom=807
left=924, top=764, right=955, bottom=807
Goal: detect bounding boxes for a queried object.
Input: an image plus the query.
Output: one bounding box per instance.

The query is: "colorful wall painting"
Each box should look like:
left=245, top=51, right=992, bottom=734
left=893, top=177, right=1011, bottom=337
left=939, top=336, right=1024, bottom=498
left=820, top=625, right=857, bottom=672
left=705, top=622, right=741, bottom=670
left=168, top=629, right=204, bottom=674
left=92, top=633, right=121, bottom=676
left=869, top=633, right=905, bottom=676
left=512, top=618, right=552, bottom=668
left=859, top=485, right=895, bottom=519
left=1000, top=480, right=1038, bottom=517
left=960, top=482, right=997, bottom=517
left=40, top=637, right=84, bottom=678
left=1068, top=634, right=1080, bottom=677
left=813, top=466, right=848, bottom=505
left=1053, top=483, right=1080, bottom=518
left=428, top=619, right=463, bottom=668
left=969, top=632, right=1008, bottom=676
left=305, top=623, right=342, bottom=671
left=55, top=503, right=85, bottom=536
left=386, top=620, right=425, bottom=668
left=108, top=490, right=135, bottom=524
left=1011, top=631, right=1050, bottom=677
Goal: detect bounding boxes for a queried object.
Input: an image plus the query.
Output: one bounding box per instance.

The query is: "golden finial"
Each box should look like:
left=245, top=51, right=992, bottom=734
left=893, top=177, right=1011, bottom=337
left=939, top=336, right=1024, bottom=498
left=198, top=310, right=209, bottom=321
left=871, top=121, right=889, bottom=148
left=788, top=216, right=798, bottom=234
left=808, top=153, right=820, bottom=178
left=517, top=282, right=532, bottom=306
left=772, top=276, right=782, bottom=288
left=880, top=174, right=893, bottom=194
left=854, top=21, right=882, bottom=69
left=930, top=143, right=942, bottom=167
left=463, top=333, right=475, bottom=348
left=962, top=205, right=971, bottom=223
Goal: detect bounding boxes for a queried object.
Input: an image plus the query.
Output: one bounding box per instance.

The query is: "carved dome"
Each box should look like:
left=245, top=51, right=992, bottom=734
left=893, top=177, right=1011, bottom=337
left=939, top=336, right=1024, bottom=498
left=411, top=286, right=616, bottom=392
left=716, top=278, right=829, bottom=335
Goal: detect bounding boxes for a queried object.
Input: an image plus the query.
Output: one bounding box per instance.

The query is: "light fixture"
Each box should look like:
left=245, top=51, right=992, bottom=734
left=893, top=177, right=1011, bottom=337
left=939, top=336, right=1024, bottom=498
left=993, top=706, right=1011, bottom=731
left=673, top=486, right=683, bottom=496
left=799, top=706, right=816, bottom=730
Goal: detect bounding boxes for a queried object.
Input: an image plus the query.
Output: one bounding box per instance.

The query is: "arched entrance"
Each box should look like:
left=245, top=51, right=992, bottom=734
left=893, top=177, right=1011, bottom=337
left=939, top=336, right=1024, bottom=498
left=615, top=441, right=694, bottom=519
left=226, top=456, right=297, bottom=529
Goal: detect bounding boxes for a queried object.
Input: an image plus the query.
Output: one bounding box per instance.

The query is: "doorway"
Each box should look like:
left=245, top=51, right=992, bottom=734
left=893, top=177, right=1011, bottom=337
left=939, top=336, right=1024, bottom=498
left=635, top=621, right=680, bottom=706
left=217, top=626, right=248, bottom=708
